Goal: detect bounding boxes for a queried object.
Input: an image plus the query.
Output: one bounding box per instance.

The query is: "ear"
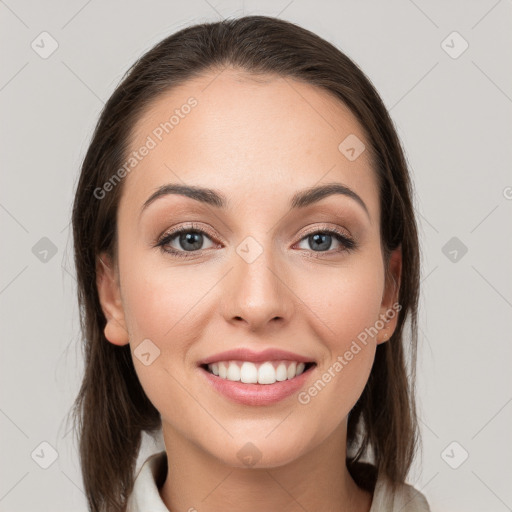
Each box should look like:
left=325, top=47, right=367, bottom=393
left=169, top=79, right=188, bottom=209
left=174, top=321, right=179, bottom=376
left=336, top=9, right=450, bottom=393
left=377, top=247, right=402, bottom=345
left=96, top=252, right=129, bottom=346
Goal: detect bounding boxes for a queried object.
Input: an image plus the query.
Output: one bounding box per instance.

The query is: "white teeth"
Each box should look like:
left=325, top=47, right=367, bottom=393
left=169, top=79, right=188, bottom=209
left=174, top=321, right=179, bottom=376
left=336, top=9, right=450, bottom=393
left=205, top=360, right=312, bottom=384
left=227, top=362, right=241, bottom=381
left=258, top=362, right=276, bottom=384
left=240, top=362, right=258, bottom=383
left=276, top=363, right=288, bottom=381
left=287, top=362, right=297, bottom=379
left=218, top=362, right=227, bottom=379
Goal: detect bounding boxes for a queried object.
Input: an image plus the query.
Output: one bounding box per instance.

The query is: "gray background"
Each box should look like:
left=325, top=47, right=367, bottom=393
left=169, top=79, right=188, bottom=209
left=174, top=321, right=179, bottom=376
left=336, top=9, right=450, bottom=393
left=1, top=0, right=511, bottom=510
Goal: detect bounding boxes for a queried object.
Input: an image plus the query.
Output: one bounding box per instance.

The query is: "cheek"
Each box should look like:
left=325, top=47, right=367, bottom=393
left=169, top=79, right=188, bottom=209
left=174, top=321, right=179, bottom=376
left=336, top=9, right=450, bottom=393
left=118, top=235, right=209, bottom=344
left=304, top=256, right=385, bottom=352
left=115, top=237, right=206, bottom=398
left=294, top=257, right=384, bottom=415
left=335, top=274, right=384, bottom=347
left=122, top=271, right=189, bottom=341
left=118, top=259, right=207, bottom=425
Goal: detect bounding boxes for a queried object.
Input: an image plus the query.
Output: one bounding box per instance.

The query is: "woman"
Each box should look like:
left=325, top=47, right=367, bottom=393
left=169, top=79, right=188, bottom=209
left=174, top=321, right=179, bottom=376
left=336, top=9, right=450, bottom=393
left=71, top=15, right=429, bottom=512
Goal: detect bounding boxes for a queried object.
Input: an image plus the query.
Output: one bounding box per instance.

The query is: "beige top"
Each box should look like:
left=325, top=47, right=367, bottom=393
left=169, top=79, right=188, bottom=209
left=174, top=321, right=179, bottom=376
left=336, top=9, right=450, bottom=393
left=126, top=451, right=431, bottom=512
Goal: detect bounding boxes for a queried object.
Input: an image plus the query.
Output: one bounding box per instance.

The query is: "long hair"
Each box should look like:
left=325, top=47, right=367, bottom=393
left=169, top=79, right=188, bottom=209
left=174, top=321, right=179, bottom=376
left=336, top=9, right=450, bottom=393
left=70, top=15, right=421, bottom=512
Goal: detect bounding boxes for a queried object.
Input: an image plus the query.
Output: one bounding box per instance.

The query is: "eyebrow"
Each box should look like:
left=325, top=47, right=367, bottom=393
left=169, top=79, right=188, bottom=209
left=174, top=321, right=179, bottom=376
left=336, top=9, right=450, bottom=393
left=140, top=182, right=370, bottom=219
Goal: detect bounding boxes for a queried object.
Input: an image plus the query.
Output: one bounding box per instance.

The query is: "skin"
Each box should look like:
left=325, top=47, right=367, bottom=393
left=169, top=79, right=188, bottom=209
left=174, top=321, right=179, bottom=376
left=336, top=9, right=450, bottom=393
left=97, top=68, right=401, bottom=512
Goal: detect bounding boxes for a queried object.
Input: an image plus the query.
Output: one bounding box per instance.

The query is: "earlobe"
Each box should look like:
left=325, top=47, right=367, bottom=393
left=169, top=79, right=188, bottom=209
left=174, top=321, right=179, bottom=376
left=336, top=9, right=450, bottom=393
left=377, top=247, right=402, bottom=345
left=96, top=252, right=130, bottom=346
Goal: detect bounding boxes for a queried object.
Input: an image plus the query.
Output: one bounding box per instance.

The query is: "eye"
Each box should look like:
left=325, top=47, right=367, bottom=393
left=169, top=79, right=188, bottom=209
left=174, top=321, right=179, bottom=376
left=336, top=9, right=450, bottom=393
left=156, top=223, right=216, bottom=258
left=295, top=228, right=356, bottom=255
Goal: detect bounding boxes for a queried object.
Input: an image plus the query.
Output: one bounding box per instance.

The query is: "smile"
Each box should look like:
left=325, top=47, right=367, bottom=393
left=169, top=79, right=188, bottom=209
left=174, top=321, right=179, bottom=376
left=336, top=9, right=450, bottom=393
left=202, top=360, right=315, bottom=385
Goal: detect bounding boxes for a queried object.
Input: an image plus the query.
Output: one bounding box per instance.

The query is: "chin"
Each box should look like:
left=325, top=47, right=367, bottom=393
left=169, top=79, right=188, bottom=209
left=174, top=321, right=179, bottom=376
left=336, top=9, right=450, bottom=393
left=205, top=433, right=314, bottom=470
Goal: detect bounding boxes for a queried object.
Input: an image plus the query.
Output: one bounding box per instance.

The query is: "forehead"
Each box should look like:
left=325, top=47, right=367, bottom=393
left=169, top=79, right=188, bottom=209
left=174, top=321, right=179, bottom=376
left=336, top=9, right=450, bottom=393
left=120, top=68, right=378, bottom=221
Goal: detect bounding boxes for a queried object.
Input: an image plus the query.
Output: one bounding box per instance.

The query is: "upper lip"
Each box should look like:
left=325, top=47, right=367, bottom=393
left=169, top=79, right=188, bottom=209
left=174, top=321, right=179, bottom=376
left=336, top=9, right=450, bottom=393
left=197, top=348, right=315, bottom=366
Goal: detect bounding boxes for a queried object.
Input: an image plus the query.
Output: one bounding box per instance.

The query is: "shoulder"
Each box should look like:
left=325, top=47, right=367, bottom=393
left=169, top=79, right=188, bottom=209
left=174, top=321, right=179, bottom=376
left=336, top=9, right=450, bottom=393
left=370, top=473, right=431, bottom=511
left=349, top=462, right=431, bottom=512
left=126, top=450, right=169, bottom=512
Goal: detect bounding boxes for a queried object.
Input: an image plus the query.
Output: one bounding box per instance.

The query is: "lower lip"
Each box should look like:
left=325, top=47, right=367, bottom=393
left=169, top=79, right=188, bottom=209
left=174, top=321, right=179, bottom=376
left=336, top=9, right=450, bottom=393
left=199, top=365, right=315, bottom=406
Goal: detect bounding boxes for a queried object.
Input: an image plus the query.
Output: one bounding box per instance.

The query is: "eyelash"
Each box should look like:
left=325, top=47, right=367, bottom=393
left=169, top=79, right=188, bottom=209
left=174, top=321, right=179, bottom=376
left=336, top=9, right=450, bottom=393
left=155, top=222, right=357, bottom=259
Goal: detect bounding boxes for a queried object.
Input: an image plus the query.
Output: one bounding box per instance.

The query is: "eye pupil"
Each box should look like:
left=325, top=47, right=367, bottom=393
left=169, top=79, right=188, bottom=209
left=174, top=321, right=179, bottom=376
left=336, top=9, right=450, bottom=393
left=310, top=233, right=331, bottom=251
left=180, top=231, right=203, bottom=251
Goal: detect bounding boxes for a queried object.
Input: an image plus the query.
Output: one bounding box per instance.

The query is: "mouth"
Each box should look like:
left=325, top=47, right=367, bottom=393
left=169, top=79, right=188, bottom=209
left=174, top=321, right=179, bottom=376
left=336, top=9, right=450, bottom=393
left=200, top=360, right=317, bottom=385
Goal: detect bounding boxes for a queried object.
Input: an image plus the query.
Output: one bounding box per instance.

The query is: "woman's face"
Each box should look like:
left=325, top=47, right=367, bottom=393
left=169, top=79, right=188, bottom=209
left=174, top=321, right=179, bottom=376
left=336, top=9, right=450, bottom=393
left=98, top=68, right=401, bottom=468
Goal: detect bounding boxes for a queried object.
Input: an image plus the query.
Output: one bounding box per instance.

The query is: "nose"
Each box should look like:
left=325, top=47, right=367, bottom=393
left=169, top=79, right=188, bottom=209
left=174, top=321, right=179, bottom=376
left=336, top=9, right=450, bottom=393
left=222, top=239, right=295, bottom=332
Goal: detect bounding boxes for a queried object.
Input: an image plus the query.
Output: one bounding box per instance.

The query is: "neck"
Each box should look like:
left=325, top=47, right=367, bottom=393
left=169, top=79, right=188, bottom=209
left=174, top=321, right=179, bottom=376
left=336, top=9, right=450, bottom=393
left=158, top=421, right=373, bottom=512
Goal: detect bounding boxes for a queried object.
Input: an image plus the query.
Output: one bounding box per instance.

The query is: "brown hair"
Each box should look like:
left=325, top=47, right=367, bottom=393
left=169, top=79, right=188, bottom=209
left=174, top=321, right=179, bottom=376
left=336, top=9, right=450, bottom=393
left=70, top=14, right=420, bottom=512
